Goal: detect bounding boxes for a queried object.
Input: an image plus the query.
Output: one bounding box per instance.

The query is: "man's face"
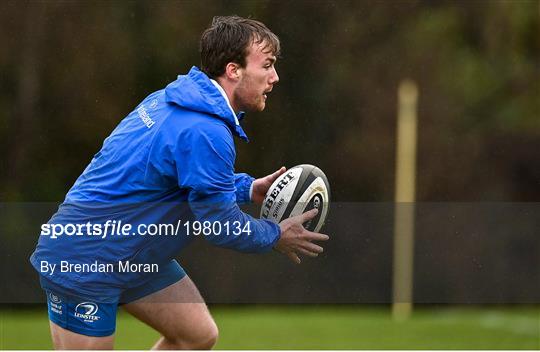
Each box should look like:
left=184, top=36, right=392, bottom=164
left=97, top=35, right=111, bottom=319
left=233, top=41, right=279, bottom=112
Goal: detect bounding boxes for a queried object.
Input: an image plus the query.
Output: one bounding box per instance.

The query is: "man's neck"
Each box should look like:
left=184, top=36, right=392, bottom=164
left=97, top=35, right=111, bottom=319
left=209, top=78, right=240, bottom=126
left=213, top=77, right=237, bottom=112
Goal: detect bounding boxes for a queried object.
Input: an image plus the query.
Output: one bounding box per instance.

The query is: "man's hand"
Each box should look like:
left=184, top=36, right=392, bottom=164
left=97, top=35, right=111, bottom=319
left=251, top=166, right=287, bottom=204
left=274, top=208, right=330, bottom=264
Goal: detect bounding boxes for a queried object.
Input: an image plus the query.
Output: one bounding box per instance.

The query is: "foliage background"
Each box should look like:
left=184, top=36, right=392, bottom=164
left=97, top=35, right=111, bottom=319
left=1, top=0, right=538, bottom=202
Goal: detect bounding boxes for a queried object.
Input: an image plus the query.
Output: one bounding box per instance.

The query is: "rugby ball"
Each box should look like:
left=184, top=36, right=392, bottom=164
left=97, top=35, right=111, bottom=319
left=260, top=164, right=330, bottom=232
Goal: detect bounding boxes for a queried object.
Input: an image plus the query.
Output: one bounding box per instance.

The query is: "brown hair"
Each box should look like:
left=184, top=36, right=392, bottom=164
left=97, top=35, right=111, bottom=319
left=200, top=16, right=280, bottom=78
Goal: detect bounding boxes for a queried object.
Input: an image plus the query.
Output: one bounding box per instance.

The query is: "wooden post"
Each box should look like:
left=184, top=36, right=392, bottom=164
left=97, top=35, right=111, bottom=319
left=392, top=79, right=419, bottom=321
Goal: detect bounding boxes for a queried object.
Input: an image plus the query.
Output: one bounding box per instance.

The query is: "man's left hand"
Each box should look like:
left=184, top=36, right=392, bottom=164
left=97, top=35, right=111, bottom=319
left=251, top=166, right=286, bottom=204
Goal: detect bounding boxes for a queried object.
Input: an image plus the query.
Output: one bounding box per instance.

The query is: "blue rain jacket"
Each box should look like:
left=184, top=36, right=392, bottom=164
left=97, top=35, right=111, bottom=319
left=30, top=67, right=281, bottom=299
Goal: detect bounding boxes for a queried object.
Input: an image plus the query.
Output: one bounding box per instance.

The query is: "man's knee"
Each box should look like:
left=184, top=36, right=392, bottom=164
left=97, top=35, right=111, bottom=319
left=194, top=320, right=219, bottom=349
left=167, top=318, right=218, bottom=349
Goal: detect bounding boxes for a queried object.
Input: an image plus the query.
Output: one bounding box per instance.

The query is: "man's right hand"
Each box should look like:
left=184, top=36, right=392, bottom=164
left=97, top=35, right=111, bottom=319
left=274, top=208, right=330, bottom=264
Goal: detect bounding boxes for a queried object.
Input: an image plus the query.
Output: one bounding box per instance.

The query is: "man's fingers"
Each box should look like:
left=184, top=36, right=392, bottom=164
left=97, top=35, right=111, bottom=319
left=300, top=241, right=324, bottom=254
left=304, top=231, right=330, bottom=242
left=300, top=208, right=319, bottom=222
left=267, top=166, right=286, bottom=182
left=297, top=247, right=319, bottom=258
left=287, top=251, right=301, bottom=264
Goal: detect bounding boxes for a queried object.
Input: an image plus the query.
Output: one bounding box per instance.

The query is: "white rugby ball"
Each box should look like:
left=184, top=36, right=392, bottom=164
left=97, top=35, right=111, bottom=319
left=260, top=164, right=330, bottom=232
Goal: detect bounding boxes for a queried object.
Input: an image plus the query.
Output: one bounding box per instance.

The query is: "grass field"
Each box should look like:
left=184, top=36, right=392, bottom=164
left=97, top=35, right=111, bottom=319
left=1, top=305, right=538, bottom=349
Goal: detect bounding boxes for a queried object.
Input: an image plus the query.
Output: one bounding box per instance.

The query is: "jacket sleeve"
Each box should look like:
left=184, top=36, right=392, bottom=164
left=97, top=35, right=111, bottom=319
left=175, top=122, right=280, bottom=253
left=234, top=173, right=254, bottom=204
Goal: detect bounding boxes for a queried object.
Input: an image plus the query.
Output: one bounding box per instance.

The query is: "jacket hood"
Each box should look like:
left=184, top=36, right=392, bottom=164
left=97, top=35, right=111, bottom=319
left=164, top=66, right=248, bottom=141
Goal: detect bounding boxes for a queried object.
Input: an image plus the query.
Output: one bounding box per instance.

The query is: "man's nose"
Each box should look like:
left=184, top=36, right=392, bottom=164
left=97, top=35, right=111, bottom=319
left=270, top=68, right=279, bottom=84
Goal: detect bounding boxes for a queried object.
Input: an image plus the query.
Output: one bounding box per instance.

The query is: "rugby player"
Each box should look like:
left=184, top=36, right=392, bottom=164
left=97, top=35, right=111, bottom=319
left=30, top=16, right=329, bottom=349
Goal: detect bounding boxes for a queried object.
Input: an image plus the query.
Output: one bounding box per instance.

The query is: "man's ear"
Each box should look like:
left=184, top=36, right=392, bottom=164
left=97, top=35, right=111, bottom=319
left=225, top=62, right=242, bottom=81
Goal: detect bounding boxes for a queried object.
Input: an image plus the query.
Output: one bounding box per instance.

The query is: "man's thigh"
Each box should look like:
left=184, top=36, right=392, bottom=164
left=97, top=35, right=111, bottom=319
left=49, top=321, right=115, bottom=350
left=42, top=287, right=118, bottom=349
left=122, top=275, right=217, bottom=344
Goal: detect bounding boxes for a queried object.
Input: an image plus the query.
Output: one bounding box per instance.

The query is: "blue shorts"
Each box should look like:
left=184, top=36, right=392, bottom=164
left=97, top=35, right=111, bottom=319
left=41, top=259, right=186, bottom=337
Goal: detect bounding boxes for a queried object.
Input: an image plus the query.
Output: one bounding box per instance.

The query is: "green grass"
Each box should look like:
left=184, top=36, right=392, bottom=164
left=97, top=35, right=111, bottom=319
left=1, top=306, right=538, bottom=349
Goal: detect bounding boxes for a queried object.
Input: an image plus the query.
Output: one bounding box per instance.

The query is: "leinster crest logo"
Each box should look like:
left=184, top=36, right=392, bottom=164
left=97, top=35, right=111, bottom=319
left=74, top=302, right=100, bottom=322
